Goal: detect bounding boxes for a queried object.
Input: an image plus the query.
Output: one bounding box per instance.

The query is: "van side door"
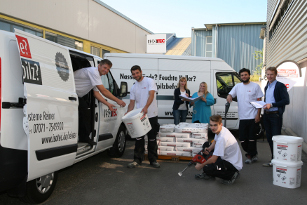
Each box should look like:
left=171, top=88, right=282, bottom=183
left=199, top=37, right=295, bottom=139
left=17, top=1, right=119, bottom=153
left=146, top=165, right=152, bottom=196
left=15, top=29, right=78, bottom=181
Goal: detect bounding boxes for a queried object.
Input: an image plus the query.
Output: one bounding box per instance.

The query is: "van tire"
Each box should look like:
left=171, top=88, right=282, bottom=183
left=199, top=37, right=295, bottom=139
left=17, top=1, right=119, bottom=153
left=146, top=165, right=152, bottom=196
left=108, top=124, right=126, bottom=158
left=21, top=172, right=57, bottom=204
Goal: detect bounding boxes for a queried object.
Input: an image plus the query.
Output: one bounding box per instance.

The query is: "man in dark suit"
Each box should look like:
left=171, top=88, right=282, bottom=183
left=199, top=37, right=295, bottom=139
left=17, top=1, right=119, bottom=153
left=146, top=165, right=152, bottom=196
left=263, top=67, right=290, bottom=167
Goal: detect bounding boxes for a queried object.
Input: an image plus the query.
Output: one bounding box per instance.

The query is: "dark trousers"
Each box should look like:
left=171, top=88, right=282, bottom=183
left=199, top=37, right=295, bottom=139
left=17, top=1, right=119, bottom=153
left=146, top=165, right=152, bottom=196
left=239, top=119, right=257, bottom=157
left=78, top=97, right=92, bottom=143
left=134, top=116, right=159, bottom=164
left=203, top=157, right=238, bottom=180
left=263, top=113, right=282, bottom=158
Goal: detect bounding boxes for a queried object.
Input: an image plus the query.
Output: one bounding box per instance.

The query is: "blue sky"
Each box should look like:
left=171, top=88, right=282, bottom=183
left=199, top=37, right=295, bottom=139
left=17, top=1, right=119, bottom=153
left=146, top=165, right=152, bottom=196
left=101, top=0, right=268, bottom=37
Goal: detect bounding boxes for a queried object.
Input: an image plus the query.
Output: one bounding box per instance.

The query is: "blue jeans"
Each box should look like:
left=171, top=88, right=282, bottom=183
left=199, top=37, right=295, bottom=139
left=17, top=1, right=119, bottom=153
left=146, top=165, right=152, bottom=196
left=173, top=109, right=188, bottom=125
left=263, top=113, right=282, bottom=158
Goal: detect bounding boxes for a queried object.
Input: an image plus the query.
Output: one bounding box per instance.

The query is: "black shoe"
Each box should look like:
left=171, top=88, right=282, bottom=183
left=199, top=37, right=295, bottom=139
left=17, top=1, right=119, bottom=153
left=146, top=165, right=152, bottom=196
left=150, top=161, right=160, bottom=168
left=221, top=171, right=240, bottom=185
left=195, top=173, right=215, bottom=180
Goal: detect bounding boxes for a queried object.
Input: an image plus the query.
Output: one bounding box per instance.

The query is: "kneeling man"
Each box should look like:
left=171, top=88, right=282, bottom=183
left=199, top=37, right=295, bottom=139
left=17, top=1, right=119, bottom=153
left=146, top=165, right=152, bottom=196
left=195, top=115, right=243, bottom=184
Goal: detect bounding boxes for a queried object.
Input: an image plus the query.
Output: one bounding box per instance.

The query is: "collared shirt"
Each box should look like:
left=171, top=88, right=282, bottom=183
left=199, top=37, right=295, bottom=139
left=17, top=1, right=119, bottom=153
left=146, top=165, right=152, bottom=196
left=265, top=80, right=278, bottom=111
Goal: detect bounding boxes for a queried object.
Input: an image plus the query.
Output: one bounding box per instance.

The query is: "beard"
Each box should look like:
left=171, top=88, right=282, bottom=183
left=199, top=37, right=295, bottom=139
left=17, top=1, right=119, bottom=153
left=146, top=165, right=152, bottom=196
left=242, top=77, right=250, bottom=83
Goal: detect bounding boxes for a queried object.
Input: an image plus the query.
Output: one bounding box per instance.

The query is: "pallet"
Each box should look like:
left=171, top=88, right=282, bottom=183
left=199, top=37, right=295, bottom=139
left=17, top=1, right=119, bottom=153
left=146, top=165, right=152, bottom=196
left=145, top=154, right=192, bottom=161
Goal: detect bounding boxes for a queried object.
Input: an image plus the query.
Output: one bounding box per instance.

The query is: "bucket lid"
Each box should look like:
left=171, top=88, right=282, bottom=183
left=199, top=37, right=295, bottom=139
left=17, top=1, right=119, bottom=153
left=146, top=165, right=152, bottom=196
left=271, top=159, right=303, bottom=167
left=272, top=135, right=303, bottom=143
left=122, top=108, right=143, bottom=121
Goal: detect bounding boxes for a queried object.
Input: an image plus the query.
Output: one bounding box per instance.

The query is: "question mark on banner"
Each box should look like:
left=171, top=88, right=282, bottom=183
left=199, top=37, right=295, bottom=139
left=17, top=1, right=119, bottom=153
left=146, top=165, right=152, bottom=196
left=193, top=76, right=196, bottom=81
left=154, top=74, right=157, bottom=80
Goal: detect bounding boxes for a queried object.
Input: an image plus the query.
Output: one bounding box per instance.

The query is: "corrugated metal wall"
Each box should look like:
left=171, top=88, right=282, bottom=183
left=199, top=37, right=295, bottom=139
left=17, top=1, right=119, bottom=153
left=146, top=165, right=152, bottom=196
left=191, top=30, right=212, bottom=57
left=216, top=24, right=264, bottom=73
left=266, top=0, right=307, bottom=144
left=192, top=24, right=265, bottom=73
left=266, top=0, right=307, bottom=66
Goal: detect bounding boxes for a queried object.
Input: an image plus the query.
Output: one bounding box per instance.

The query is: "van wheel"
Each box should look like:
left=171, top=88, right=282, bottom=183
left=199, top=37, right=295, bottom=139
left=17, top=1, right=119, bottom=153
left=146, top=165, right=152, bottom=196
left=108, top=124, right=126, bottom=157
left=21, top=172, right=58, bottom=204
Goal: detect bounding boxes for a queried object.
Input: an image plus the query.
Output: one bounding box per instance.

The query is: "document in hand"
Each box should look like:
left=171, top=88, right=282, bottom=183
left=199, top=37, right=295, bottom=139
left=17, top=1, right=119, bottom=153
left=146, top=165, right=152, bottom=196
left=250, top=101, right=266, bottom=109
left=179, top=94, right=203, bottom=102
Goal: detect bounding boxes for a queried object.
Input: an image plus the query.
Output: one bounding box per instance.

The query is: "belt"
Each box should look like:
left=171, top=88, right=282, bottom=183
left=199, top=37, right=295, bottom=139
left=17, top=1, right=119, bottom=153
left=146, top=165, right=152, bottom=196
left=264, top=111, right=278, bottom=114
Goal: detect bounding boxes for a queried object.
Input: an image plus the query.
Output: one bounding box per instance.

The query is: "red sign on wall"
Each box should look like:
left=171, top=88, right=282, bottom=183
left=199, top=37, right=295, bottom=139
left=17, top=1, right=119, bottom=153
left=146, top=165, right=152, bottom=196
left=15, top=35, right=32, bottom=59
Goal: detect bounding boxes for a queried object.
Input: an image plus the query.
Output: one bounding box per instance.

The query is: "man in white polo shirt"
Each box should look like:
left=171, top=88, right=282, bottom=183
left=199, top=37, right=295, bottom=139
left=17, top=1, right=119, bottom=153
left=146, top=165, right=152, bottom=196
left=74, top=59, right=126, bottom=145
left=195, top=115, right=242, bottom=185
left=126, top=65, right=160, bottom=168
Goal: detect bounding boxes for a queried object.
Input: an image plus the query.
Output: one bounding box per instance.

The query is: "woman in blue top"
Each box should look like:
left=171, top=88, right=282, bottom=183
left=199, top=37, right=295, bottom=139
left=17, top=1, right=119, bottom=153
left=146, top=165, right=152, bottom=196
left=190, top=82, right=215, bottom=123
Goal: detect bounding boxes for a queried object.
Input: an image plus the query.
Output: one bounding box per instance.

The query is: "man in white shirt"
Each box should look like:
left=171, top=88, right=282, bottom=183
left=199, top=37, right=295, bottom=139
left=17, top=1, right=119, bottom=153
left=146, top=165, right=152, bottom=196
left=227, top=68, right=263, bottom=164
left=195, top=115, right=242, bottom=185
left=74, top=59, right=126, bottom=145
left=126, top=65, right=160, bottom=168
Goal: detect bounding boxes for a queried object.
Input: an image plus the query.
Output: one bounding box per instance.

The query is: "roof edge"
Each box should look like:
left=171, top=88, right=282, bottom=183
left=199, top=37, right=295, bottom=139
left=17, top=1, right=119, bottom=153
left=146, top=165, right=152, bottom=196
left=203, top=22, right=266, bottom=30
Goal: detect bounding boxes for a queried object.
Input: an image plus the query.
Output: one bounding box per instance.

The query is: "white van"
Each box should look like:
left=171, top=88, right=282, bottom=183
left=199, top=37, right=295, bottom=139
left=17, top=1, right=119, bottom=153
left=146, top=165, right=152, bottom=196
left=104, top=53, right=241, bottom=128
left=0, top=30, right=128, bottom=203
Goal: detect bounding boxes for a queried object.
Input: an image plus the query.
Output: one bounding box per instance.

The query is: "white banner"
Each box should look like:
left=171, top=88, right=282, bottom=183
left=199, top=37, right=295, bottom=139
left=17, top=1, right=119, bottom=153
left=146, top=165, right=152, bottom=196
left=146, top=34, right=166, bottom=54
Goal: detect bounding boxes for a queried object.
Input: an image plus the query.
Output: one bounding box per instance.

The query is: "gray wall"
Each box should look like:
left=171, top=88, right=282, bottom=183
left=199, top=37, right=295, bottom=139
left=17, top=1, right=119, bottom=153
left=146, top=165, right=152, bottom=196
left=266, top=0, right=307, bottom=148
left=192, top=24, right=265, bottom=73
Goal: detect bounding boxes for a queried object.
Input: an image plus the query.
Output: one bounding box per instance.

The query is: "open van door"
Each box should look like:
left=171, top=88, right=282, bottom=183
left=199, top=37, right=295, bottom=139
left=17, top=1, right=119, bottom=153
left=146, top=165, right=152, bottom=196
left=213, top=71, right=241, bottom=129
left=14, top=29, right=78, bottom=181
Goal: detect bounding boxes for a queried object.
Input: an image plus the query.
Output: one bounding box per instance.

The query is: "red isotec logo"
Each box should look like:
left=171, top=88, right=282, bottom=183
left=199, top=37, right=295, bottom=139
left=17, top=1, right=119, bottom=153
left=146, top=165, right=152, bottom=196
left=148, top=39, right=166, bottom=44
left=16, top=35, right=32, bottom=59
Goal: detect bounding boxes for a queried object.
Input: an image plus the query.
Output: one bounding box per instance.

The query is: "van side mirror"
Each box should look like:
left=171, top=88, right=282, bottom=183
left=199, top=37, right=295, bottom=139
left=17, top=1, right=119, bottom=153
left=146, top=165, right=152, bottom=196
left=119, top=82, right=128, bottom=97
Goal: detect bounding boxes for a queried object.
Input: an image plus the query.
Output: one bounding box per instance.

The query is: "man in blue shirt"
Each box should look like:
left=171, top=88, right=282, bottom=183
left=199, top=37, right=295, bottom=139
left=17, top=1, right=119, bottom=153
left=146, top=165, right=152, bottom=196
left=263, top=67, right=290, bottom=166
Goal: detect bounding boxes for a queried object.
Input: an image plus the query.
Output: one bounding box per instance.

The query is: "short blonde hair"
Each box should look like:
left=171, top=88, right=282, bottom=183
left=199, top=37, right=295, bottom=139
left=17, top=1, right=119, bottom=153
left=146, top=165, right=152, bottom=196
left=177, top=77, right=188, bottom=90
left=266, top=67, right=278, bottom=75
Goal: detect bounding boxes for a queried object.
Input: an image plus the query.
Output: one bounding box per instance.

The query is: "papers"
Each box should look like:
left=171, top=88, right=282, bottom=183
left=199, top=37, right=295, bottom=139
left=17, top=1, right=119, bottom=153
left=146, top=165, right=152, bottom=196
left=179, top=94, right=203, bottom=102
left=250, top=101, right=266, bottom=108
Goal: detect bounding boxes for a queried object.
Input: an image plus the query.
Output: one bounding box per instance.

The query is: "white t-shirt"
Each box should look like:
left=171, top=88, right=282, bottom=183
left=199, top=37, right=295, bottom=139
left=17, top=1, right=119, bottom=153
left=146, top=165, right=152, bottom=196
left=213, top=126, right=243, bottom=171
left=178, top=91, right=187, bottom=110
left=74, top=67, right=101, bottom=97
left=130, top=77, right=158, bottom=118
left=228, top=82, right=263, bottom=120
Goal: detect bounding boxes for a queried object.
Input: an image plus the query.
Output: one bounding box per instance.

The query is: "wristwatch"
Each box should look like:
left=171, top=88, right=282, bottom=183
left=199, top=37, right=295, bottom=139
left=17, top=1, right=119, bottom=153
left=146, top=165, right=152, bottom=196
left=271, top=103, right=273, bottom=107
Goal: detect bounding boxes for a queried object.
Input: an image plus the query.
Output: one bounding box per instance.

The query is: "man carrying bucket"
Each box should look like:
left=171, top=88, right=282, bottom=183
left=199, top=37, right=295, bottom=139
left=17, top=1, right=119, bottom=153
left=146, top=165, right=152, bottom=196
left=126, top=65, right=160, bottom=168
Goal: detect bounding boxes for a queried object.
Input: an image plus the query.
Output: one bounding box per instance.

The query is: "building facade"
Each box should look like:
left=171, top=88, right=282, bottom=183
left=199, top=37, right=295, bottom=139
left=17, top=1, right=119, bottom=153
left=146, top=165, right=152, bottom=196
left=265, top=0, right=307, bottom=150
left=0, top=0, right=153, bottom=57
left=191, top=22, right=266, bottom=73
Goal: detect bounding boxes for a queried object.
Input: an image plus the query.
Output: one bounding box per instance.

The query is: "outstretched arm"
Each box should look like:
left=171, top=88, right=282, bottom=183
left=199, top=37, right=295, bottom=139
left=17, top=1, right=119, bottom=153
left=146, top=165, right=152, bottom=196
left=93, top=91, right=116, bottom=111
left=96, top=84, right=126, bottom=107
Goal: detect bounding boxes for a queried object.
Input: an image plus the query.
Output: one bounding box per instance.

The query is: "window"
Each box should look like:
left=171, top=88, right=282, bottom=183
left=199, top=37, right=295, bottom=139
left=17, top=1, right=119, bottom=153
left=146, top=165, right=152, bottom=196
left=216, top=72, right=241, bottom=99
left=101, top=71, right=119, bottom=96
left=205, top=36, right=212, bottom=57
left=0, top=19, right=43, bottom=37
left=102, top=49, right=110, bottom=58
left=45, top=31, right=83, bottom=50
left=91, top=46, right=100, bottom=57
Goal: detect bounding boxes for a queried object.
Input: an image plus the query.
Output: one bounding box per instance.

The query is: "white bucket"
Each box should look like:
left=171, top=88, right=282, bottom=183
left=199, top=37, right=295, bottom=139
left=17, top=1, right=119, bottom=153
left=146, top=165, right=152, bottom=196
left=271, top=159, right=303, bottom=189
left=273, top=135, right=303, bottom=162
left=122, top=108, right=151, bottom=138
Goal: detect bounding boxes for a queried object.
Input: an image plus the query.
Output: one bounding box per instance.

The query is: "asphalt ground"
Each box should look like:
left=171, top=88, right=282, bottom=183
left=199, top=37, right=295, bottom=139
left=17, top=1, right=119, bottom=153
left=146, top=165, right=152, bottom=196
left=1, top=133, right=307, bottom=205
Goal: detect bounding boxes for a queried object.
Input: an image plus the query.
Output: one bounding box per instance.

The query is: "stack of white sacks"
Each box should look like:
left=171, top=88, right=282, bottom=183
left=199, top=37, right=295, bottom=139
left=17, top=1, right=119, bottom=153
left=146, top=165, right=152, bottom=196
left=157, top=123, right=208, bottom=157
left=271, top=135, right=304, bottom=189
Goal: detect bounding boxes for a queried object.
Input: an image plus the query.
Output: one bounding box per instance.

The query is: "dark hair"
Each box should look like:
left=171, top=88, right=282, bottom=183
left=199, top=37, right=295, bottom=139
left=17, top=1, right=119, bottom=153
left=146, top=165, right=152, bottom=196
left=210, top=115, right=222, bottom=124
left=131, top=65, right=142, bottom=73
left=239, top=68, right=250, bottom=75
left=99, top=59, right=112, bottom=67
left=266, top=67, right=278, bottom=75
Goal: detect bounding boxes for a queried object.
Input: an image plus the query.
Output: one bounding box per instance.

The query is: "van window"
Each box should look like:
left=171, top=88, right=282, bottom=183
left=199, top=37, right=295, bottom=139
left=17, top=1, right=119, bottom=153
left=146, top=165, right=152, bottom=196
left=216, top=72, right=241, bottom=98
left=101, top=71, right=119, bottom=96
